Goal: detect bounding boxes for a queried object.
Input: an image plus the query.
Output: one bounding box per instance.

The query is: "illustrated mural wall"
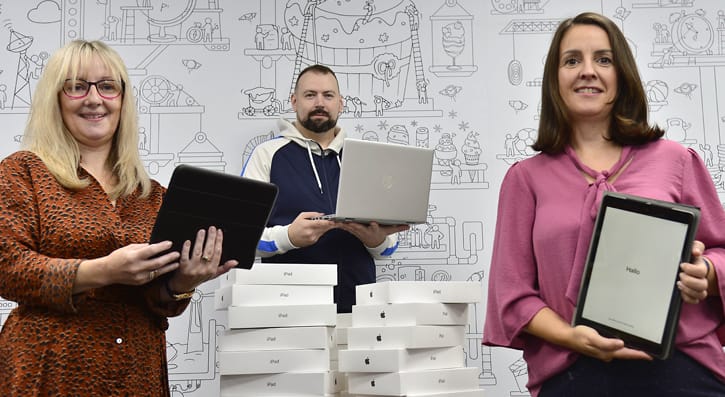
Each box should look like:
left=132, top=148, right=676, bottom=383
left=0, top=0, right=723, bottom=395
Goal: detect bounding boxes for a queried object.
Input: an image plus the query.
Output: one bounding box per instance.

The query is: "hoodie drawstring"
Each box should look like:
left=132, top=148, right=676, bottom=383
left=305, top=141, right=323, bottom=193
left=305, top=140, right=342, bottom=194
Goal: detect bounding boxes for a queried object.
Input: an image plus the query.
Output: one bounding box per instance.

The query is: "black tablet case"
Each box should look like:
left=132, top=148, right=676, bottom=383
left=150, top=164, right=278, bottom=268
left=573, top=191, right=700, bottom=359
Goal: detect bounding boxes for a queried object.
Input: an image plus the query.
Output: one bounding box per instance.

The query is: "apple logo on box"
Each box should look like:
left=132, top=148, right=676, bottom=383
left=370, top=380, right=376, bottom=387
left=379, top=311, right=386, bottom=319
left=376, top=334, right=382, bottom=342
left=364, top=357, right=370, bottom=365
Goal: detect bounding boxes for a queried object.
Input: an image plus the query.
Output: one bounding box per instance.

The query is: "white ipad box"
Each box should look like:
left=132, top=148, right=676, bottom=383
left=338, top=346, right=464, bottom=372
left=220, top=371, right=343, bottom=396
left=346, top=325, right=466, bottom=349
left=340, top=389, right=485, bottom=397
left=220, top=263, right=337, bottom=287
left=227, top=304, right=337, bottom=329
left=219, top=326, right=336, bottom=351
left=219, top=348, right=332, bottom=375
left=352, top=302, right=469, bottom=327
left=214, top=284, right=334, bottom=309
left=355, top=281, right=482, bottom=305
left=346, top=367, right=480, bottom=395
left=337, top=312, right=353, bottom=327
left=337, top=312, right=353, bottom=346
left=407, top=391, right=485, bottom=397
left=336, top=327, right=349, bottom=346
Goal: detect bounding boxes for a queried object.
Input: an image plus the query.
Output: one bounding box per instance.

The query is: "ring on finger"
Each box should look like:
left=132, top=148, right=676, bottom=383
left=201, top=255, right=211, bottom=263
left=149, top=269, right=157, bottom=280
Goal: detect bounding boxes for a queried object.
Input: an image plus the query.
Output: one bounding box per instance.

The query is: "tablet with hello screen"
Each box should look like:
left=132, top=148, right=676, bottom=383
left=573, top=191, right=700, bottom=359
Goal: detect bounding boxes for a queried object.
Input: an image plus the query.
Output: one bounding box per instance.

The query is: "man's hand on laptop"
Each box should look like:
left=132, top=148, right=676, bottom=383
left=336, top=221, right=409, bottom=248
left=288, top=212, right=336, bottom=248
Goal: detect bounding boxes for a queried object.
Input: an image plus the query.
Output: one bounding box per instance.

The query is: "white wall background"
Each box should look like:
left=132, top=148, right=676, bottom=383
left=0, top=0, right=723, bottom=396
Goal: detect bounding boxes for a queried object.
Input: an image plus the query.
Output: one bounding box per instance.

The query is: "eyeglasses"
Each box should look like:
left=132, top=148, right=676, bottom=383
left=62, top=79, right=124, bottom=100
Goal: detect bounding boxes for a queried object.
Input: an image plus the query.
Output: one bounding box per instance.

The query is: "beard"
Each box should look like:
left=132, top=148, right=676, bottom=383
left=299, top=110, right=338, bottom=133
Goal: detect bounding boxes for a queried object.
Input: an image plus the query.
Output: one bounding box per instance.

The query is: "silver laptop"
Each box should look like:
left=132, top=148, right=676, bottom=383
left=319, top=138, right=434, bottom=225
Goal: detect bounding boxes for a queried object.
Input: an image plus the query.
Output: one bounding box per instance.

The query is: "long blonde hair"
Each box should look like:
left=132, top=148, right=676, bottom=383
left=22, top=39, right=151, bottom=199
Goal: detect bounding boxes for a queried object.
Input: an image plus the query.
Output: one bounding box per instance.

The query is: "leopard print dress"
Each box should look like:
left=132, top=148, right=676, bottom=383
left=0, top=151, right=189, bottom=396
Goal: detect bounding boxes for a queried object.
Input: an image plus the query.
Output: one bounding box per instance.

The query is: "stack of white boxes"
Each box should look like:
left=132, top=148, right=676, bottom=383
left=335, top=312, right=353, bottom=389
left=340, top=281, right=485, bottom=397
left=215, top=263, right=343, bottom=396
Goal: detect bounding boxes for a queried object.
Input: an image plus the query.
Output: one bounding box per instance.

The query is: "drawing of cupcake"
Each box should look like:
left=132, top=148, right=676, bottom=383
left=434, top=133, right=457, bottom=165
left=461, top=131, right=482, bottom=165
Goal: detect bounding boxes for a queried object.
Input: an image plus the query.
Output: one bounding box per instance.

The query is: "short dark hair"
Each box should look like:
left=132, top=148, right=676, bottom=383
left=533, top=12, right=663, bottom=154
left=294, top=64, right=339, bottom=93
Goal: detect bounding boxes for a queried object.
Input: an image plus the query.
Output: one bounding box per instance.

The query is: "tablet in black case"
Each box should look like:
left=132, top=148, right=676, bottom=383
left=573, top=191, right=700, bottom=360
left=150, top=164, right=278, bottom=268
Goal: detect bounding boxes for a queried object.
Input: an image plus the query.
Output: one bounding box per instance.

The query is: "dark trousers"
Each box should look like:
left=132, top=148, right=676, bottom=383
left=539, top=350, right=725, bottom=397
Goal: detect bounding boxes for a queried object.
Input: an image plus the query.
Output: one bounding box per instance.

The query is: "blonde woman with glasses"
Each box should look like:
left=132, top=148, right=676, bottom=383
left=0, top=40, right=237, bottom=396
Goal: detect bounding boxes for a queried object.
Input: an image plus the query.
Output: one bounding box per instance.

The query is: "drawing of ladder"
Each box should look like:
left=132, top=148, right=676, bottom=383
left=288, top=1, right=318, bottom=100
left=406, top=5, right=427, bottom=97
left=120, top=6, right=151, bottom=44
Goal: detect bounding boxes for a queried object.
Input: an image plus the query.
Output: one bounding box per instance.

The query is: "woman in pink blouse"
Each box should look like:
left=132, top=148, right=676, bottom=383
left=483, top=12, right=725, bottom=397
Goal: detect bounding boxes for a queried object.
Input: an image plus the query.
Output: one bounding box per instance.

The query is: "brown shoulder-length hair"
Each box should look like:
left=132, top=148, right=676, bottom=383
left=532, top=12, right=664, bottom=154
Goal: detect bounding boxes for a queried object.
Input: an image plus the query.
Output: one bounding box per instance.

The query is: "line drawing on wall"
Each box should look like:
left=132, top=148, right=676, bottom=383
left=632, top=0, right=694, bottom=9
left=240, top=0, right=449, bottom=120
left=429, top=0, right=478, bottom=77
left=648, top=7, right=725, bottom=195
left=6, top=28, right=46, bottom=109
left=490, top=0, right=548, bottom=15
left=165, top=290, right=225, bottom=396
left=135, top=74, right=227, bottom=174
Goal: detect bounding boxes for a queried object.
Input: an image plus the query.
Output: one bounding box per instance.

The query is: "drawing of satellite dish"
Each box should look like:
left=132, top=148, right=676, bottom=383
left=139, top=0, right=197, bottom=42
left=7, top=30, right=34, bottom=108
left=7, top=29, right=33, bottom=54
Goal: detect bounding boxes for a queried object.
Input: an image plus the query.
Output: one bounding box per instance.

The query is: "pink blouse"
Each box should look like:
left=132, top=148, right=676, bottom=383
left=483, top=139, right=725, bottom=396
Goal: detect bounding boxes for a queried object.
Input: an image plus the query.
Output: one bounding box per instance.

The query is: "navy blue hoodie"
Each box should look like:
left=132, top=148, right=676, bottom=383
left=242, top=119, right=399, bottom=312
